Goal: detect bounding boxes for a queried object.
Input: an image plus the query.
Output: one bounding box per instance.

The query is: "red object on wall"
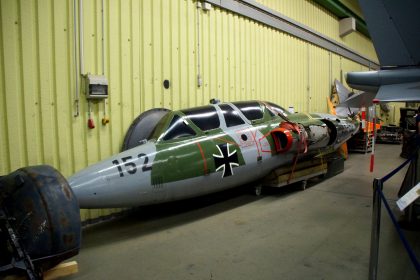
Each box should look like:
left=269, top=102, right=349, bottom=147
left=88, top=118, right=95, bottom=129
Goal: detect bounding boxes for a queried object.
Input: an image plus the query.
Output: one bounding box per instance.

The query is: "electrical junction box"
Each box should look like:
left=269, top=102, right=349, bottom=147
left=202, top=2, right=212, bottom=11
left=339, top=17, right=355, bottom=37
left=85, top=74, right=108, bottom=99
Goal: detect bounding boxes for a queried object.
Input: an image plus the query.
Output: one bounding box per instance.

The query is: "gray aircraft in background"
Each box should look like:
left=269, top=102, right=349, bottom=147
left=346, top=0, right=420, bottom=102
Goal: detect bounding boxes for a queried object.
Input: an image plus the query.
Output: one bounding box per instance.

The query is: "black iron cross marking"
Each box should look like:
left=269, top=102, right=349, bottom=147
left=213, top=143, right=239, bottom=178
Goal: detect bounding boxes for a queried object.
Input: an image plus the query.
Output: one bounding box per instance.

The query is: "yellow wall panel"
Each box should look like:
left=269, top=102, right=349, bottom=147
left=308, top=46, right=330, bottom=113
left=387, top=102, right=404, bottom=126
left=257, top=0, right=378, bottom=63
left=0, top=0, right=11, bottom=174
left=53, top=0, right=73, bottom=173
left=2, top=0, right=26, bottom=171
left=0, top=0, right=377, bottom=222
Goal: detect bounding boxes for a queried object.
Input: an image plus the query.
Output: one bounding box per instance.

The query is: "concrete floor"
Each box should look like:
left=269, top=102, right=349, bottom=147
left=66, top=144, right=420, bottom=280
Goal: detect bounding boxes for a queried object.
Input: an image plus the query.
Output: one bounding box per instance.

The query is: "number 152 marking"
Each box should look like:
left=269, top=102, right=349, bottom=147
left=111, top=153, right=152, bottom=177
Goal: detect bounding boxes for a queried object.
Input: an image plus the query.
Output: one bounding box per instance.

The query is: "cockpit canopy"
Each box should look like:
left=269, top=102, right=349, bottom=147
left=150, top=101, right=290, bottom=142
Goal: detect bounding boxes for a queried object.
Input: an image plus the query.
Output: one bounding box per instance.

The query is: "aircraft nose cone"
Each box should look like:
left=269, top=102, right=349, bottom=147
left=68, top=142, right=157, bottom=208
left=68, top=170, right=108, bottom=208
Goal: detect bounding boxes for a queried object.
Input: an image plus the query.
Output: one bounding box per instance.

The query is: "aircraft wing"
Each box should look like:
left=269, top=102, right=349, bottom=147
left=375, top=82, right=420, bottom=102
left=359, top=0, right=420, bottom=66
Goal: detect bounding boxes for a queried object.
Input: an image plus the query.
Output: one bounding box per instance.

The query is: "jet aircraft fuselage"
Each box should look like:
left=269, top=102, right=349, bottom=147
left=69, top=101, right=358, bottom=208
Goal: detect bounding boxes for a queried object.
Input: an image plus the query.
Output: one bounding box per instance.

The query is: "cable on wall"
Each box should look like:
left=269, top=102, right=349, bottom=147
left=101, top=0, right=109, bottom=124
left=79, top=0, right=85, bottom=75
left=196, top=1, right=202, bottom=87
left=73, top=0, right=80, bottom=117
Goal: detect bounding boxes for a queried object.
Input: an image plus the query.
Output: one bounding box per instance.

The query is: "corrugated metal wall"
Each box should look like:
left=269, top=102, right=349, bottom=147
left=0, top=0, right=376, bottom=221
left=257, top=0, right=378, bottom=62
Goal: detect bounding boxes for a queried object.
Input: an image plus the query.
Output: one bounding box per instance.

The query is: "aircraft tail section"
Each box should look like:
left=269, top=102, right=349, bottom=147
left=359, top=0, right=420, bottom=66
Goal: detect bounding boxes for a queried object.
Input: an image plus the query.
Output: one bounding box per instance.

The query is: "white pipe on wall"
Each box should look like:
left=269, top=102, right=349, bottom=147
left=73, top=0, right=80, bottom=117
left=306, top=44, right=310, bottom=112
left=101, top=0, right=105, bottom=75
left=102, top=0, right=107, bottom=117
left=79, top=0, right=85, bottom=75
left=196, top=2, right=202, bottom=87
